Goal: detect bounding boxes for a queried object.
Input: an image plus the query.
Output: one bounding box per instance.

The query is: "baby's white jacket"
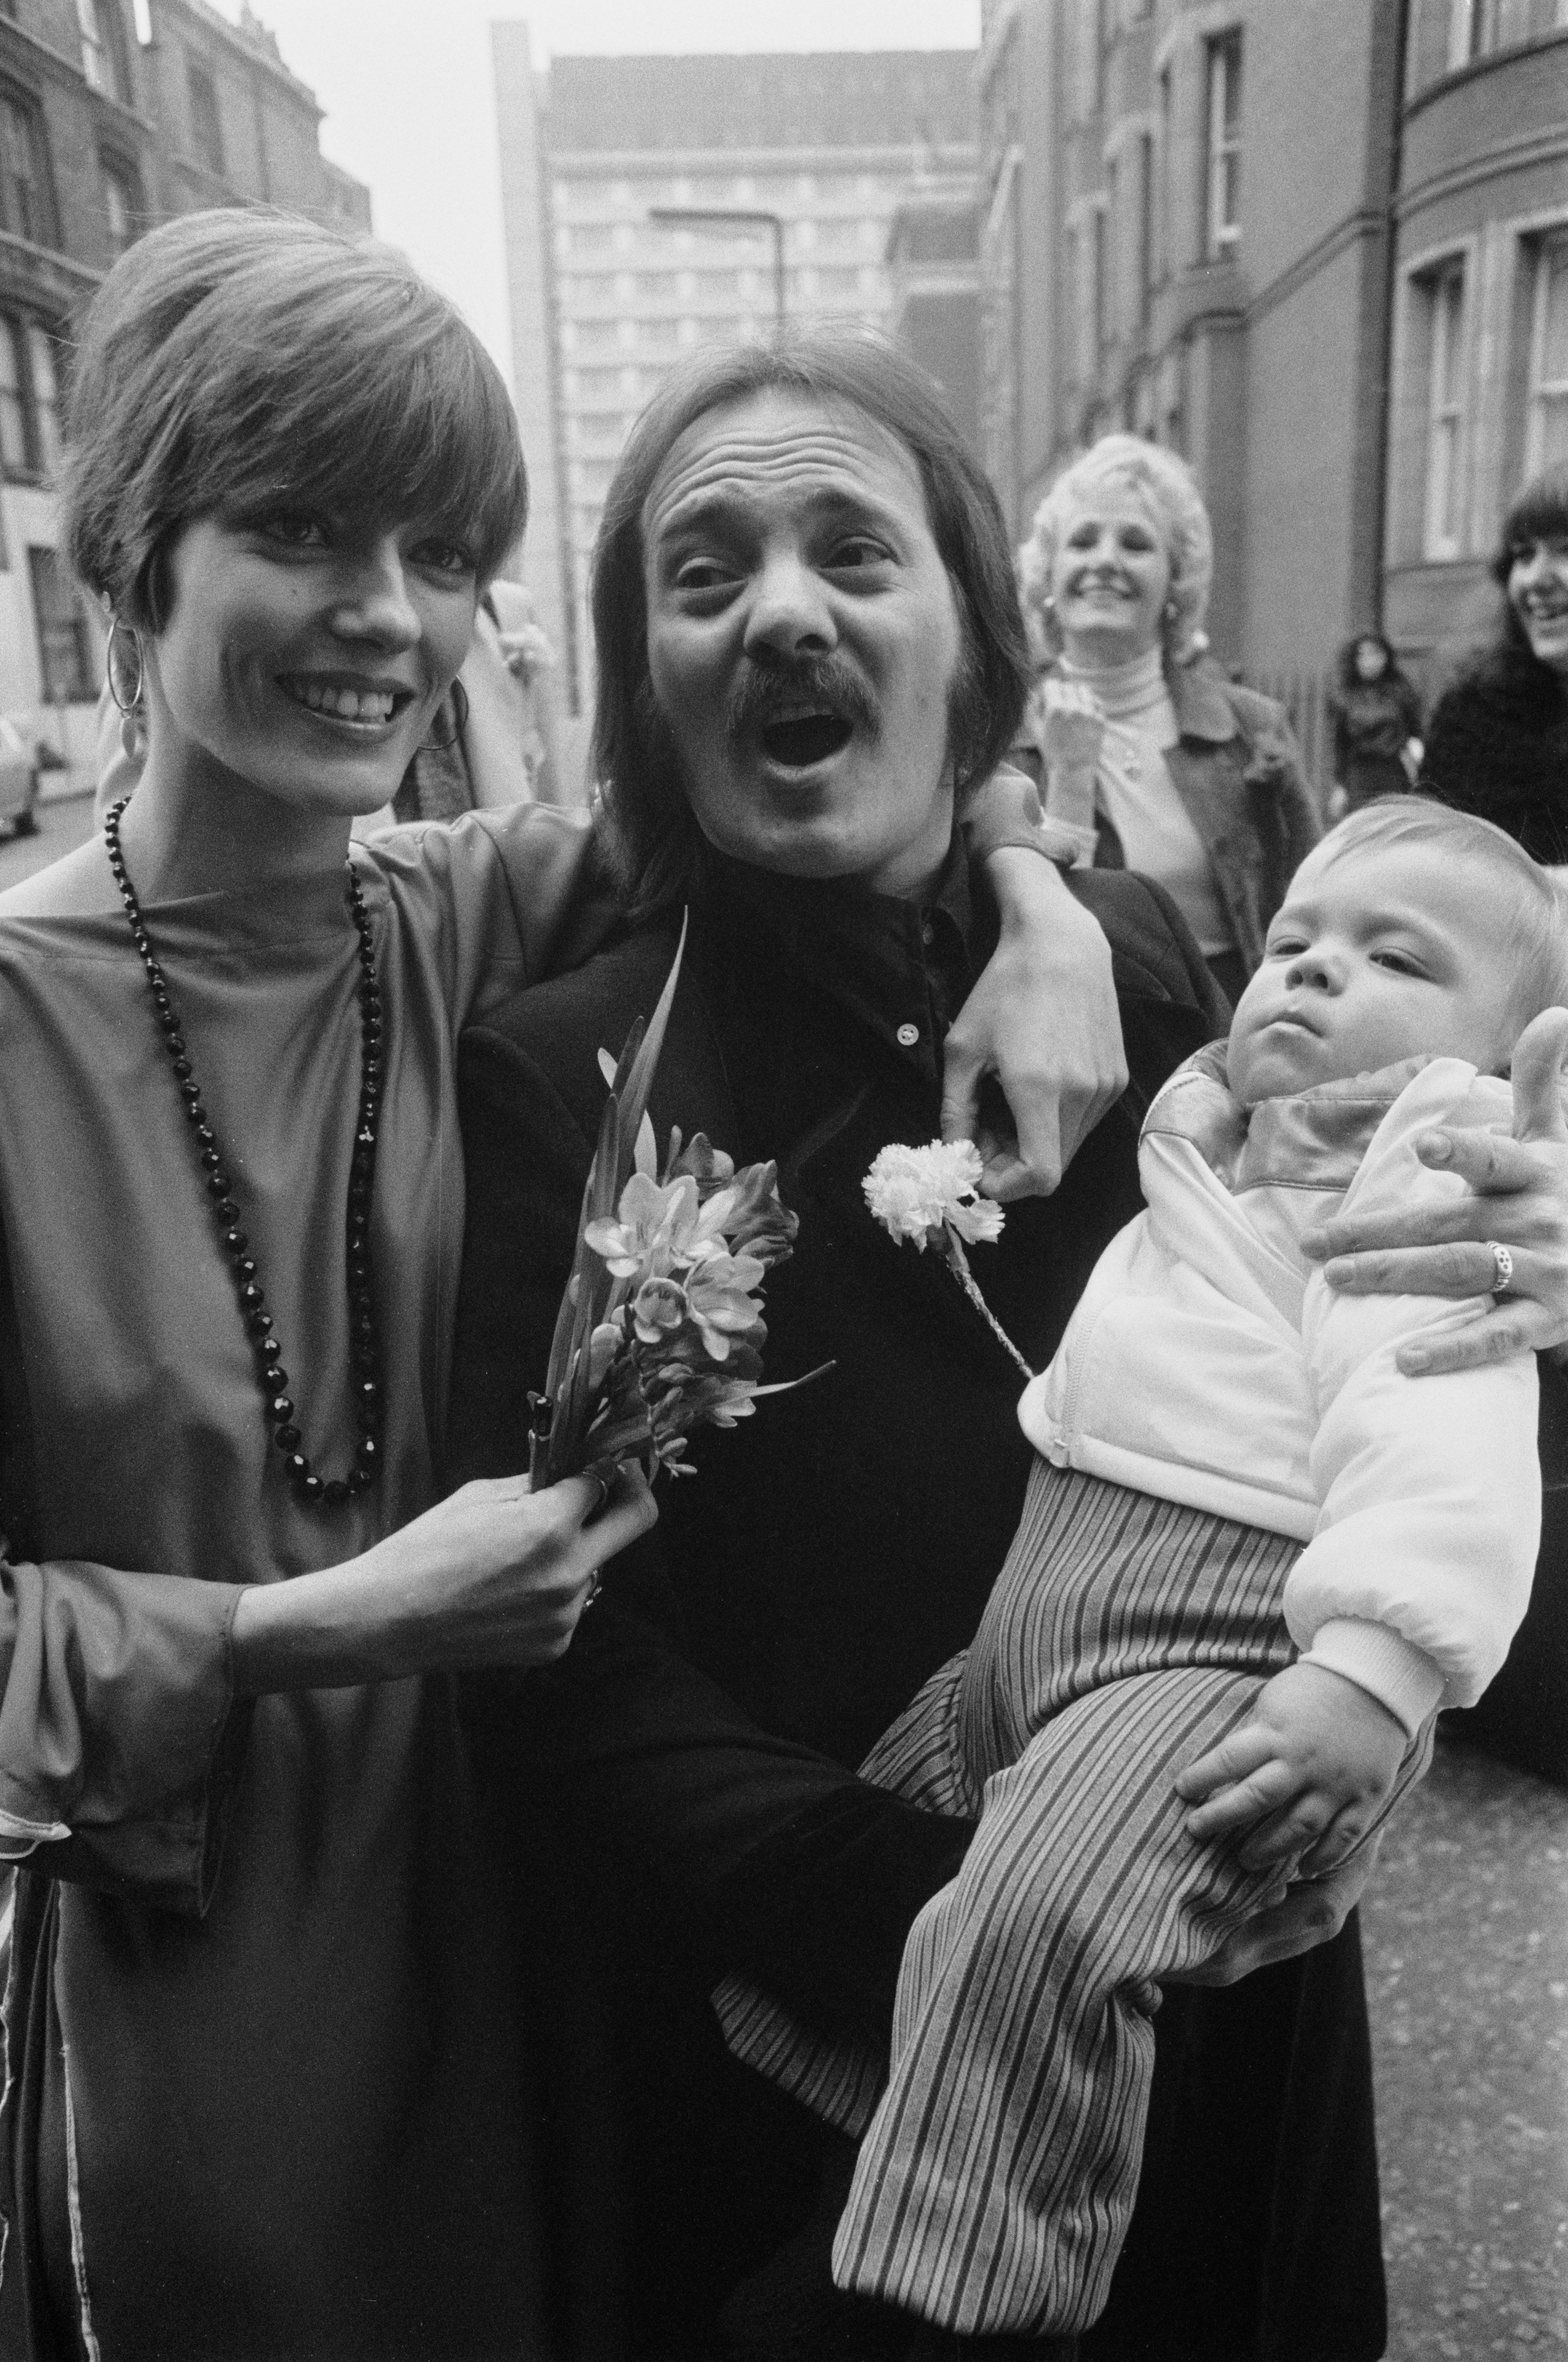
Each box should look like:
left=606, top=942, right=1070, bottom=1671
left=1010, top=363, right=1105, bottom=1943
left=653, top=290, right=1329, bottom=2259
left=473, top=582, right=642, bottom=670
left=1019, top=1046, right=1541, bottom=1736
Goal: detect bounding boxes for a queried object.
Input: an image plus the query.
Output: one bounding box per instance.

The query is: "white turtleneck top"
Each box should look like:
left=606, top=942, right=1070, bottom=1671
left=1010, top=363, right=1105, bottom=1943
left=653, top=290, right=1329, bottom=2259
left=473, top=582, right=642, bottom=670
left=1060, top=647, right=1234, bottom=957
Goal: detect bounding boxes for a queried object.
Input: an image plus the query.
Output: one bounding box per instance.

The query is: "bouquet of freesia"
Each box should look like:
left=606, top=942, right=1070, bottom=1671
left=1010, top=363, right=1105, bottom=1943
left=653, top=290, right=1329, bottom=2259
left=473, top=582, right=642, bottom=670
left=529, top=925, right=821, bottom=1487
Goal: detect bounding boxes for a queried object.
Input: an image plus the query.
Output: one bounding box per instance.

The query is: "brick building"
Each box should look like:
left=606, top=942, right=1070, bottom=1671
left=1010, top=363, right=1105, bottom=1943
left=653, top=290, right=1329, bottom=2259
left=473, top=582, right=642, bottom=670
left=0, top=0, right=368, bottom=786
left=1384, top=0, right=1568, bottom=666
left=975, top=0, right=1568, bottom=777
left=493, top=39, right=977, bottom=711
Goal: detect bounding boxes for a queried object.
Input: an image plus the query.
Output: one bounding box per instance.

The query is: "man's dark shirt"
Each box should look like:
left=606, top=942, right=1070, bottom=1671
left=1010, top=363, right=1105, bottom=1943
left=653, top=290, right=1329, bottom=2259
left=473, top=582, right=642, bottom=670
left=445, top=852, right=1390, bottom=2362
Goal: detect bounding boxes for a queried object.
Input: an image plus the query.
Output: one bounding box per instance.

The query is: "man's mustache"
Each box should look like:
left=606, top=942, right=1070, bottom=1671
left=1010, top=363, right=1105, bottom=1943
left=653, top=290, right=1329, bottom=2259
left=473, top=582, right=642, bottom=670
left=725, top=655, right=880, bottom=744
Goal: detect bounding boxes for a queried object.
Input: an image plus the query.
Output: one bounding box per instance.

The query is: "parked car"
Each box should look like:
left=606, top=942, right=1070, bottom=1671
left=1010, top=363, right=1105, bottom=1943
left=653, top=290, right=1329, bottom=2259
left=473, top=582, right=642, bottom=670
left=0, top=717, right=39, bottom=837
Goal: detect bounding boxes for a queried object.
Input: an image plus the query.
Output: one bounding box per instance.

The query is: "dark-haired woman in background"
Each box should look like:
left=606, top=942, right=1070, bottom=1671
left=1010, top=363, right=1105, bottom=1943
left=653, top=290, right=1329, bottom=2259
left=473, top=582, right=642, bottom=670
left=1422, top=463, right=1568, bottom=1786
left=1424, top=463, right=1568, bottom=863
left=1326, top=631, right=1423, bottom=817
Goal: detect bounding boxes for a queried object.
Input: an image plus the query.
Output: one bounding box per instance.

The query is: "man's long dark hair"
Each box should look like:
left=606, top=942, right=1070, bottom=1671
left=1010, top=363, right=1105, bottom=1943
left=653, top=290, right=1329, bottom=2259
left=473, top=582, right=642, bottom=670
left=590, top=329, right=1031, bottom=919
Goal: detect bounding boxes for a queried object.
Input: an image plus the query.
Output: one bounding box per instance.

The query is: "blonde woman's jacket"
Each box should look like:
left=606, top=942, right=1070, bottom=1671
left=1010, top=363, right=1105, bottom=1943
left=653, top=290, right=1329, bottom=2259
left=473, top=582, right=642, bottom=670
left=1020, top=1043, right=1540, bottom=1737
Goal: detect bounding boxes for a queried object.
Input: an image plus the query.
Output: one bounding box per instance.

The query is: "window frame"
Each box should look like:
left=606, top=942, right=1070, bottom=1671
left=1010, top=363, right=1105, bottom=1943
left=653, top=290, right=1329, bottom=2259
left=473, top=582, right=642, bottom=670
left=1203, top=29, right=1243, bottom=261
left=1092, top=200, right=1107, bottom=365
left=1420, top=258, right=1470, bottom=561
left=25, top=320, right=59, bottom=477
left=0, top=314, right=27, bottom=475
left=184, top=52, right=224, bottom=179
left=99, top=150, right=138, bottom=261
left=27, top=544, right=91, bottom=704
left=77, top=0, right=129, bottom=104
left=1525, top=228, right=1568, bottom=478
left=0, top=85, right=54, bottom=250
left=1136, top=130, right=1155, bottom=331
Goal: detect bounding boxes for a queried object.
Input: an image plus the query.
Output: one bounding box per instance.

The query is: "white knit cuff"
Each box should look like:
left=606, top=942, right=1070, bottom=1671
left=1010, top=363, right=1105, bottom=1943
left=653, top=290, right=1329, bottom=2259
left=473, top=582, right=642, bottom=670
left=1301, top=1617, right=1445, bottom=1740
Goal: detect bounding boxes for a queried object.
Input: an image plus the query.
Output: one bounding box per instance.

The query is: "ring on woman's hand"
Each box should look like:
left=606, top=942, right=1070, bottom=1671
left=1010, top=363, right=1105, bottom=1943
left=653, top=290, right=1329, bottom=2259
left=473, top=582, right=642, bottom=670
left=582, top=1472, right=610, bottom=1519
left=1488, top=1240, right=1515, bottom=1296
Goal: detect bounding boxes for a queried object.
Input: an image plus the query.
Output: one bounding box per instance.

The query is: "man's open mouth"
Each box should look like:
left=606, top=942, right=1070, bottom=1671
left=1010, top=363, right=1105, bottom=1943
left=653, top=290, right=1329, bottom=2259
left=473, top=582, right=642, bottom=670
left=759, top=711, right=855, bottom=768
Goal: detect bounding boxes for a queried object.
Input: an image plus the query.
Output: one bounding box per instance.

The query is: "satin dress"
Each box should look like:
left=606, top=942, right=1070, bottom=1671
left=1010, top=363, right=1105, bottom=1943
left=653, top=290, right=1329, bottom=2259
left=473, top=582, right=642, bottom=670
left=0, top=807, right=593, bottom=2360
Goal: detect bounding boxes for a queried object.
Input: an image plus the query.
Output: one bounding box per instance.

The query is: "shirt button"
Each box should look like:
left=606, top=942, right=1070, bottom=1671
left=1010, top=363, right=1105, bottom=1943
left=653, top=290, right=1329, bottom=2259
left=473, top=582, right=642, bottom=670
left=896, top=1023, right=920, bottom=1048
left=921, top=921, right=935, bottom=946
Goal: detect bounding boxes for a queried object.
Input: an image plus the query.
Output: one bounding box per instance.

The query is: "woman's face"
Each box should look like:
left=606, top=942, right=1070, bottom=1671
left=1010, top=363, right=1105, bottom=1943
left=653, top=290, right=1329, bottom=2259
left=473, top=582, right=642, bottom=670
left=1507, top=532, right=1568, bottom=679
left=142, top=508, right=481, bottom=816
left=1049, top=481, right=1173, bottom=668
left=1354, top=638, right=1389, bottom=682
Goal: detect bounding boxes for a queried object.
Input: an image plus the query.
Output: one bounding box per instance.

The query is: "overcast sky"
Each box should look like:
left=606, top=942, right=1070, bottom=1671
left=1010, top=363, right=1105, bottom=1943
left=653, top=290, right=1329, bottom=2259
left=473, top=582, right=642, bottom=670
left=207, top=0, right=981, bottom=385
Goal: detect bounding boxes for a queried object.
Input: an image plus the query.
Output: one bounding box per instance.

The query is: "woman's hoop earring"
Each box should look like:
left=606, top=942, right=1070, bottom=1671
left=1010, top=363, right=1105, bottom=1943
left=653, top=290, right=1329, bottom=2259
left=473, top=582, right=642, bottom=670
left=106, top=615, right=144, bottom=716
left=425, top=678, right=469, bottom=752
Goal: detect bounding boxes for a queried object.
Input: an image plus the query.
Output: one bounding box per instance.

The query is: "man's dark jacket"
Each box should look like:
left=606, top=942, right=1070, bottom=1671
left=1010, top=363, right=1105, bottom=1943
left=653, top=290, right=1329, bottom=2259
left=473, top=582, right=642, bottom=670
left=447, top=858, right=1386, bottom=2362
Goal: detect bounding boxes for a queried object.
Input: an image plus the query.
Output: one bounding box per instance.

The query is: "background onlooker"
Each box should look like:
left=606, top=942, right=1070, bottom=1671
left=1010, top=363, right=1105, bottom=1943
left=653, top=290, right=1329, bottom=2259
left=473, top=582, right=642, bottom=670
left=1417, top=461, right=1568, bottom=1789
left=1423, top=463, right=1568, bottom=866
left=1326, top=631, right=1423, bottom=818
left=1018, top=434, right=1318, bottom=1010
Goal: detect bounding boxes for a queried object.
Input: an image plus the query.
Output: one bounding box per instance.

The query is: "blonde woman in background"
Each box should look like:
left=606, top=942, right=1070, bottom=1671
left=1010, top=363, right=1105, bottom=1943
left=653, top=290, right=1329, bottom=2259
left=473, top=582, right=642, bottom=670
left=1019, top=432, right=1318, bottom=1008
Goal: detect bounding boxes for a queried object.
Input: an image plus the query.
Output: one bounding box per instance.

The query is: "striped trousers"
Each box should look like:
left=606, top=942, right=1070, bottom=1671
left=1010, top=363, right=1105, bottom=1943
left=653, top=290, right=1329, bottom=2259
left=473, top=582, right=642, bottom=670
left=715, top=1463, right=1432, bottom=2338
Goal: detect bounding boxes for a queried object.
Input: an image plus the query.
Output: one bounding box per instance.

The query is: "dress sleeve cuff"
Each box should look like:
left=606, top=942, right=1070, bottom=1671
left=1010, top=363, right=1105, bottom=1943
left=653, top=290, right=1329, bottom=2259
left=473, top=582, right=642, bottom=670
left=0, top=1565, right=255, bottom=1915
left=1301, top=1616, right=1446, bottom=1739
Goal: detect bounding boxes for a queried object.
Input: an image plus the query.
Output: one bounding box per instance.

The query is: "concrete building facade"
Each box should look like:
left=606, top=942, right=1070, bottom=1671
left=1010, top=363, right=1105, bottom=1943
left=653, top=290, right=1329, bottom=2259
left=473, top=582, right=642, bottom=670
left=0, top=0, right=368, bottom=791
left=887, top=187, right=983, bottom=461
left=493, top=45, right=977, bottom=712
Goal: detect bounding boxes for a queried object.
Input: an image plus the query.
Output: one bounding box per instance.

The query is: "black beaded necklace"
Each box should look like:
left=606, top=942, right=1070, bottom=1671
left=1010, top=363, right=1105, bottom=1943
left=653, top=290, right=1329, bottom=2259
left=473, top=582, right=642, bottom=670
left=104, top=797, right=384, bottom=1509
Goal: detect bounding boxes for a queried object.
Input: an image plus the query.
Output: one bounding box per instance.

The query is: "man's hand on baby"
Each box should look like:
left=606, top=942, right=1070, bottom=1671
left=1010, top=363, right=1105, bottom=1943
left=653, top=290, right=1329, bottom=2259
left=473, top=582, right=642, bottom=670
left=1303, top=1005, right=1568, bottom=1373
left=1173, top=1663, right=1405, bottom=1876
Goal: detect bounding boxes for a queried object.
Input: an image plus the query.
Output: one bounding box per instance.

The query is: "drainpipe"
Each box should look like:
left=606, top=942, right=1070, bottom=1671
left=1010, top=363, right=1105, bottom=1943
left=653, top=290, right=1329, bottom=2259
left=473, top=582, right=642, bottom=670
left=1370, top=0, right=1412, bottom=632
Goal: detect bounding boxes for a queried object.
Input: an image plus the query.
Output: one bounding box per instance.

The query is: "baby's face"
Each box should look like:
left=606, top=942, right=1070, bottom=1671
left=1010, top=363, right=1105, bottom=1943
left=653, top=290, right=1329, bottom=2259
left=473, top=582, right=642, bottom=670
left=1228, top=840, right=1522, bottom=1106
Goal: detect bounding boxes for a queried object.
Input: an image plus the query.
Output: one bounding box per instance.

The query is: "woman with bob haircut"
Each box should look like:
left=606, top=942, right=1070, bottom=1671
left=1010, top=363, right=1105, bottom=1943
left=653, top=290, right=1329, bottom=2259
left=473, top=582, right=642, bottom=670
left=1017, top=432, right=1319, bottom=1007
left=0, top=207, right=665, bottom=2361
left=1424, top=460, right=1568, bottom=864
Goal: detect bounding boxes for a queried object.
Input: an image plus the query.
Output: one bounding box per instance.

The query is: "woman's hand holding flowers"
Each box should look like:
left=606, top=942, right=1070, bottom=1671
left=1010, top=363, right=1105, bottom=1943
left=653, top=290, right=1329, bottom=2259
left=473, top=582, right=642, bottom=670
left=231, top=1464, right=657, bottom=1693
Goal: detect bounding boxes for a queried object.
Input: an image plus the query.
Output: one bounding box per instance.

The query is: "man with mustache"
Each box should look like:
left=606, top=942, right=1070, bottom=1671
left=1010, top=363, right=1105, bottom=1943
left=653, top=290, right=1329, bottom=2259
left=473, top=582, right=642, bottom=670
left=448, top=337, right=1387, bottom=2362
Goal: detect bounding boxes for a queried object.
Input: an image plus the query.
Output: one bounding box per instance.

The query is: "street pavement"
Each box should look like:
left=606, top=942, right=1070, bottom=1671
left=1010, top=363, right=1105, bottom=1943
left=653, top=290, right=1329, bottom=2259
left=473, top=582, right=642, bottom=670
left=1368, top=1735, right=1567, bottom=2357
left=0, top=800, right=1563, bottom=2352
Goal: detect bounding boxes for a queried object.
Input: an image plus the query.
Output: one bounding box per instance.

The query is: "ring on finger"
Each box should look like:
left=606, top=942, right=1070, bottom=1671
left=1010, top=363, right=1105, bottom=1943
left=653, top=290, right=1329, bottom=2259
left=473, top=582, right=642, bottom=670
left=1487, top=1240, right=1515, bottom=1296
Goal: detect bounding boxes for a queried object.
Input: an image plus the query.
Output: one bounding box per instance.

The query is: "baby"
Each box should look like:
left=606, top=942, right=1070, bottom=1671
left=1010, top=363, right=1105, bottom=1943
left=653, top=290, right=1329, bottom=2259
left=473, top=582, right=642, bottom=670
left=715, top=799, right=1563, bottom=2339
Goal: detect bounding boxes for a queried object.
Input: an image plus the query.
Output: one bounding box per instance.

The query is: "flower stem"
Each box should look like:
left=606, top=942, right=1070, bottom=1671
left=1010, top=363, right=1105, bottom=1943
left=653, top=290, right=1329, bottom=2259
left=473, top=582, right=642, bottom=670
left=943, top=1231, right=1034, bottom=1381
